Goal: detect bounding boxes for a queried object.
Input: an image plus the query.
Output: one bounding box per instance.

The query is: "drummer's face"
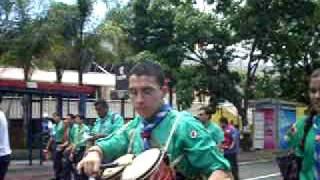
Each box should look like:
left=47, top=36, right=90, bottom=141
left=129, top=75, right=167, bottom=119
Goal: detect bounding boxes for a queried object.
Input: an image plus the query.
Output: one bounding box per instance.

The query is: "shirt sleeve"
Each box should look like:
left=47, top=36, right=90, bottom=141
left=231, top=128, right=237, bottom=142
left=0, top=112, right=6, bottom=135
left=75, top=125, right=90, bottom=149
left=177, top=117, right=231, bottom=176
left=95, top=120, right=131, bottom=160
left=110, top=114, right=124, bottom=134
left=90, top=120, right=98, bottom=135
left=213, top=123, right=225, bottom=144
left=0, top=112, right=5, bottom=127
left=69, top=127, right=75, bottom=143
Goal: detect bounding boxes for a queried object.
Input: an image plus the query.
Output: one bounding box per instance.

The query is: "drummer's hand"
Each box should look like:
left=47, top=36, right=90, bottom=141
left=209, top=170, right=233, bottom=180
left=77, top=146, right=103, bottom=177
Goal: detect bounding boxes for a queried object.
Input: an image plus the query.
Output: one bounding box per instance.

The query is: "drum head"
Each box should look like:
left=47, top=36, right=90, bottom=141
left=101, top=166, right=124, bottom=180
left=102, top=154, right=135, bottom=180
left=121, top=148, right=162, bottom=180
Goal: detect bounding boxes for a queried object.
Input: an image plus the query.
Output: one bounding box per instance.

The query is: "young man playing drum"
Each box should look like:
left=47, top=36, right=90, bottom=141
left=89, top=100, right=124, bottom=142
left=78, top=61, right=232, bottom=180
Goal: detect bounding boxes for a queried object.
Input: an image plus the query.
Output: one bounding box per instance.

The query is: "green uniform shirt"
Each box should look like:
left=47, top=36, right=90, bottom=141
left=96, top=110, right=230, bottom=178
left=68, top=123, right=77, bottom=144
left=70, top=124, right=90, bottom=150
left=286, top=116, right=319, bottom=180
left=91, top=112, right=124, bottom=136
left=206, top=121, right=224, bottom=145
left=53, top=121, right=65, bottom=143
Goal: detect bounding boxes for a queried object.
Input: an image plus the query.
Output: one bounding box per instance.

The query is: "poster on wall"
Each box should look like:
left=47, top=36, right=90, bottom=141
left=263, top=109, right=275, bottom=149
left=279, top=108, right=296, bottom=149
left=253, top=112, right=264, bottom=149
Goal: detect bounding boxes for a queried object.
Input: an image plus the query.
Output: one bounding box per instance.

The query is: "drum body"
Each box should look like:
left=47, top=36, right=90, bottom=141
left=121, top=148, right=175, bottom=180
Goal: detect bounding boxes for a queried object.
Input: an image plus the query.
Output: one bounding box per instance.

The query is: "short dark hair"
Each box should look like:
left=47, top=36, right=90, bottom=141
left=75, top=114, right=85, bottom=120
left=199, top=106, right=213, bottom=115
left=128, top=61, right=165, bottom=86
left=94, top=99, right=109, bottom=109
left=66, top=113, right=75, bottom=119
left=52, top=112, right=61, bottom=117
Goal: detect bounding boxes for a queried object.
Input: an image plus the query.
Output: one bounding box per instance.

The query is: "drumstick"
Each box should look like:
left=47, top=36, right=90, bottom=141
left=100, top=162, right=120, bottom=169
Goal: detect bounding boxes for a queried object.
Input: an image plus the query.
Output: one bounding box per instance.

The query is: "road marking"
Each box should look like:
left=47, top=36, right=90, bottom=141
left=239, top=159, right=273, bottom=166
left=243, top=172, right=281, bottom=180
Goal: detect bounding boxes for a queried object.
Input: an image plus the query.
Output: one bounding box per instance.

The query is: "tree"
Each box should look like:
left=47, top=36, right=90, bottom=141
left=253, top=70, right=281, bottom=99
left=0, top=0, right=50, bottom=148
left=0, top=0, right=49, bottom=80
left=76, top=0, right=94, bottom=85
left=226, top=0, right=320, bottom=123
left=248, top=0, right=320, bottom=104
left=229, top=0, right=283, bottom=125
left=269, top=0, right=320, bottom=103
left=40, top=2, right=79, bottom=82
left=119, top=0, right=242, bottom=114
left=96, top=20, right=135, bottom=64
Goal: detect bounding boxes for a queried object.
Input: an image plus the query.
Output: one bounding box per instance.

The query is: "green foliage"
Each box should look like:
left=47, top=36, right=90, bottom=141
left=254, top=70, right=281, bottom=99
left=2, top=0, right=320, bottom=123
left=175, top=66, right=197, bottom=110
left=238, top=0, right=320, bottom=104
left=120, top=0, right=242, bottom=111
left=96, top=21, right=135, bottom=63
left=0, top=0, right=50, bottom=80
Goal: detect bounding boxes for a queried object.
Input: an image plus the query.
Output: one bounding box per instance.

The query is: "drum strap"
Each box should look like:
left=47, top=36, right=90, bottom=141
left=169, top=154, right=184, bottom=168
left=127, top=129, right=137, bottom=153
left=163, top=112, right=182, bottom=152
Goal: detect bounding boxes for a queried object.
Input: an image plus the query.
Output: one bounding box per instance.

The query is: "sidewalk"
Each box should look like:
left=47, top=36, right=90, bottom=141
left=6, top=150, right=277, bottom=180
left=7, top=160, right=54, bottom=180
left=238, top=149, right=277, bottom=163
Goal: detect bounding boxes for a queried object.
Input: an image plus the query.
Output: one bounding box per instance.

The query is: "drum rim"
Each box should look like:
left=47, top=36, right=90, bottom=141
left=121, top=149, right=163, bottom=180
left=102, top=166, right=125, bottom=180
left=140, top=151, right=163, bottom=179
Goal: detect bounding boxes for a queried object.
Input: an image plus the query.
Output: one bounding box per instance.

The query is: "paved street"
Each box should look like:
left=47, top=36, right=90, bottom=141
left=240, top=160, right=281, bottom=180
left=6, top=160, right=282, bottom=180
left=6, top=150, right=282, bottom=180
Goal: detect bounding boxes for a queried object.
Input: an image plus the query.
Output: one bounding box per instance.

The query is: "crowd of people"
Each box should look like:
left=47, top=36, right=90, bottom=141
left=1, top=61, right=320, bottom=180
left=42, top=61, right=237, bottom=180
left=41, top=100, right=124, bottom=180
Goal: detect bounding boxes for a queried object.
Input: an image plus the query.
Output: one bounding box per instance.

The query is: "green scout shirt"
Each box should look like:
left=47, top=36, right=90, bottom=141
left=68, top=123, right=78, bottom=144
left=96, top=110, right=230, bottom=178
left=53, top=121, right=65, bottom=143
left=91, top=112, right=124, bottom=136
left=71, top=124, right=90, bottom=150
left=286, top=115, right=320, bottom=180
left=205, top=121, right=224, bottom=145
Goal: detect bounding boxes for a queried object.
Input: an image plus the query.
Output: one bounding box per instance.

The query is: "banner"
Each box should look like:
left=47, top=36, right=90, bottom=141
left=279, top=108, right=296, bottom=149
left=262, top=109, right=276, bottom=149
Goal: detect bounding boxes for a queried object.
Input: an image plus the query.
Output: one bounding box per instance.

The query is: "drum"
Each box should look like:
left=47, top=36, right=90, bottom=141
left=101, top=154, right=135, bottom=180
left=121, top=148, right=175, bottom=180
